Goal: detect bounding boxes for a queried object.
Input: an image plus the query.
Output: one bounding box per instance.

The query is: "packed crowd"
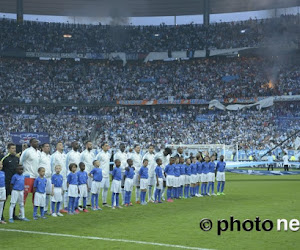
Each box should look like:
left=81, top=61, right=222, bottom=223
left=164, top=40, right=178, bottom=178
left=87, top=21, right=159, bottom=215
left=0, top=56, right=299, bottom=103
left=0, top=15, right=298, bottom=53
left=0, top=103, right=299, bottom=154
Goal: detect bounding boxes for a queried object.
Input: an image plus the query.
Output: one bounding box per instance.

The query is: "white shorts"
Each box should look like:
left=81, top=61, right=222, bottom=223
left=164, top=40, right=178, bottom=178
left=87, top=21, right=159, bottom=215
left=185, top=175, right=191, bottom=185
left=140, top=178, right=149, bottom=190
left=201, top=173, right=209, bottom=183
left=155, top=178, right=163, bottom=190
left=174, top=176, right=180, bottom=187
left=68, top=184, right=78, bottom=197
left=78, top=184, right=88, bottom=198
left=121, top=172, right=125, bottom=187
left=111, top=180, right=121, bottom=193
left=62, top=179, right=67, bottom=191
left=34, top=192, right=46, bottom=207
left=101, top=177, right=110, bottom=189
left=46, top=178, right=52, bottom=194
left=133, top=173, right=140, bottom=186
left=197, top=174, right=202, bottom=183
left=148, top=176, right=155, bottom=186
left=0, top=187, right=6, bottom=200
left=166, top=175, right=174, bottom=187
left=191, top=175, right=197, bottom=184
left=91, top=181, right=101, bottom=194
left=179, top=175, right=185, bottom=186
left=10, top=190, right=24, bottom=205
left=208, top=173, right=215, bottom=182
left=216, top=172, right=225, bottom=182
left=51, top=187, right=63, bottom=202
left=124, top=178, right=134, bottom=192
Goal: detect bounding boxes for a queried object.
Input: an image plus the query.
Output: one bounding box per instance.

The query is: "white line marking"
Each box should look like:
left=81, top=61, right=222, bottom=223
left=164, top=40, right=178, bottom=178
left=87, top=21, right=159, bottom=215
left=0, top=228, right=213, bottom=250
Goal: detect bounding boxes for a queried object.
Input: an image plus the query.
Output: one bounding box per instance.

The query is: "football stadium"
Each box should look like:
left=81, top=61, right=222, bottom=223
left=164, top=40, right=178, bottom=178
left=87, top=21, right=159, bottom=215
left=0, top=0, right=299, bottom=249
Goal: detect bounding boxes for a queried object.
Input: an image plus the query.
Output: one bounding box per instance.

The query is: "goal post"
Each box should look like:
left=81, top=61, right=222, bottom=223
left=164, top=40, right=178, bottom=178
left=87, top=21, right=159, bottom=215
left=165, top=144, right=236, bottom=161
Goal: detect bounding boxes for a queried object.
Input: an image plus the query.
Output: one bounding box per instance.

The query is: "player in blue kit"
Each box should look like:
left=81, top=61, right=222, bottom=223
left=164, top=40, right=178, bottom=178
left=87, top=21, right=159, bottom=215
left=216, top=155, right=226, bottom=195
left=111, top=159, right=122, bottom=209
left=184, top=158, right=191, bottom=198
left=124, top=159, right=135, bottom=207
left=154, top=158, right=163, bottom=203
left=190, top=157, right=198, bottom=197
left=67, top=163, right=79, bottom=215
left=9, top=165, right=30, bottom=222
left=201, top=156, right=210, bottom=196
left=33, top=167, right=47, bottom=219
left=173, top=158, right=181, bottom=199
left=139, top=159, right=149, bottom=205
left=51, top=165, right=64, bottom=217
left=164, top=157, right=175, bottom=202
left=207, top=155, right=216, bottom=196
left=76, top=162, right=89, bottom=213
left=89, top=160, right=103, bottom=210
left=0, top=161, right=6, bottom=224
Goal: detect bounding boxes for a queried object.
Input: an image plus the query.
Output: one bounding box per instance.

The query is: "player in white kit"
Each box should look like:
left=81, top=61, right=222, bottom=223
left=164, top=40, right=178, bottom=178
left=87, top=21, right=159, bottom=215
left=96, top=142, right=111, bottom=207
left=39, top=143, right=51, bottom=214
left=50, top=142, right=67, bottom=212
left=129, top=145, right=142, bottom=203
left=113, top=143, right=128, bottom=205
left=80, top=141, right=95, bottom=206
left=142, top=145, right=156, bottom=203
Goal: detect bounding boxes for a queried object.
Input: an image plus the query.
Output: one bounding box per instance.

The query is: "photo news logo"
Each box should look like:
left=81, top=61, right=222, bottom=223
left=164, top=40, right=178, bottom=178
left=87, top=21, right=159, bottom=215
left=199, top=216, right=300, bottom=235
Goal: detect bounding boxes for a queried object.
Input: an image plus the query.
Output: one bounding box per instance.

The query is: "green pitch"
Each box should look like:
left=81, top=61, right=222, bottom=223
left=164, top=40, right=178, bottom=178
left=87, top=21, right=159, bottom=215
left=1, top=173, right=299, bottom=250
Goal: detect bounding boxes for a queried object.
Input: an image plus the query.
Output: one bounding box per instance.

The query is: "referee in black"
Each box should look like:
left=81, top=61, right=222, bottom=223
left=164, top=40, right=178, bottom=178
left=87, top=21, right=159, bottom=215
left=1, top=143, right=20, bottom=221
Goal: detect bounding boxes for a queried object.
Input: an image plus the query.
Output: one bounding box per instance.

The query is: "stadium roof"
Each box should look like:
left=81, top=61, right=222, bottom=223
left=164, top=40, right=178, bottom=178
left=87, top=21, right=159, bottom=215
left=0, top=0, right=298, bottom=17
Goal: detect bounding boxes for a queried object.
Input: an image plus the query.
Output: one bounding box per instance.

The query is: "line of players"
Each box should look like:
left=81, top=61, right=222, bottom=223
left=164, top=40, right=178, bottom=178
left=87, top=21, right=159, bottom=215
left=0, top=139, right=226, bottom=223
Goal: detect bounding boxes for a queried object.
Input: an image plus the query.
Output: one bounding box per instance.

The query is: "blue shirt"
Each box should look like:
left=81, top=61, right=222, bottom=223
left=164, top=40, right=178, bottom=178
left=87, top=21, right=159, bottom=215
left=202, top=162, right=210, bottom=174
left=164, top=164, right=174, bottom=176
left=139, top=166, right=148, bottom=179
left=34, top=177, right=47, bottom=193
left=185, top=164, right=191, bottom=176
left=11, top=174, right=25, bottom=191
left=174, top=164, right=181, bottom=177
left=77, top=171, right=88, bottom=185
left=125, top=167, right=135, bottom=179
left=191, top=163, right=198, bottom=175
left=112, top=167, right=122, bottom=181
left=51, top=174, right=63, bottom=188
left=0, top=171, right=5, bottom=187
left=197, top=162, right=202, bottom=174
left=209, top=162, right=215, bottom=173
left=216, top=161, right=226, bottom=172
left=90, top=167, right=103, bottom=182
left=67, top=172, right=78, bottom=185
left=180, top=164, right=186, bottom=175
left=155, top=166, right=163, bottom=178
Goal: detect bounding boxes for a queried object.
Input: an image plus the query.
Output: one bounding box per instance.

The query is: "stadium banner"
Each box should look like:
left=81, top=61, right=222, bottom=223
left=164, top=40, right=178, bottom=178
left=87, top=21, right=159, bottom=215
left=117, top=95, right=300, bottom=106
left=26, top=52, right=85, bottom=59
left=226, top=169, right=300, bottom=175
left=10, top=132, right=50, bottom=145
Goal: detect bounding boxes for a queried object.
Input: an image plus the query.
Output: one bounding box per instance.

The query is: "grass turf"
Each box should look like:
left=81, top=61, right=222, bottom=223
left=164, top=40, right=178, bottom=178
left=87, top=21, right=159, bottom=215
left=0, top=173, right=299, bottom=249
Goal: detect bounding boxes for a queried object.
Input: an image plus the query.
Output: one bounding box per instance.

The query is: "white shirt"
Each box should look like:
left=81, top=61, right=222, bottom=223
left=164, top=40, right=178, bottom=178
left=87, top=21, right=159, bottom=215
left=20, top=147, right=41, bottom=178
left=155, top=151, right=170, bottom=170
left=113, top=151, right=128, bottom=173
left=96, top=150, right=111, bottom=178
left=283, top=155, right=289, bottom=165
left=129, top=151, right=142, bottom=173
left=66, top=149, right=81, bottom=172
left=51, top=151, right=67, bottom=179
left=80, top=149, right=96, bottom=174
left=39, top=151, right=51, bottom=178
left=143, top=152, right=156, bottom=177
